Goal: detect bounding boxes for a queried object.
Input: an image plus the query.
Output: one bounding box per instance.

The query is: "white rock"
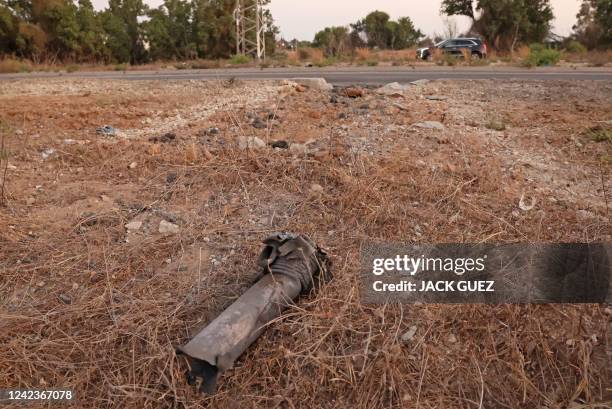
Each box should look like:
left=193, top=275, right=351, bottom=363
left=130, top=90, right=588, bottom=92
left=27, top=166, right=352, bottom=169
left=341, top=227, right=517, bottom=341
left=401, top=326, right=418, bottom=342
left=414, top=121, right=445, bottom=130
left=125, top=221, right=143, bottom=231
left=377, top=82, right=411, bottom=96
left=159, top=220, right=180, bottom=234
left=289, top=143, right=307, bottom=155
left=41, top=148, right=56, bottom=160
left=237, top=135, right=266, bottom=150
left=128, top=161, right=137, bottom=169
left=292, top=78, right=333, bottom=91
left=410, top=79, right=430, bottom=86
left=310, top=183, right=324, bottom=193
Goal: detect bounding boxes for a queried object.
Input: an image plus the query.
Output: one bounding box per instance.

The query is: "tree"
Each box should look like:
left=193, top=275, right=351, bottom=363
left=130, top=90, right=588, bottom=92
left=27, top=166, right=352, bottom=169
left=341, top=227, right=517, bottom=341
left=389, top=17, right=423, bottom=49
left=573, top=0, right=612, bottom=49
left=105, top=0, right=147, bottom=63
left=441, top=0, right=554, bottom=50
left=313, top=26, right=349, bottom=56
left=145, top=0, right=195, bottom=60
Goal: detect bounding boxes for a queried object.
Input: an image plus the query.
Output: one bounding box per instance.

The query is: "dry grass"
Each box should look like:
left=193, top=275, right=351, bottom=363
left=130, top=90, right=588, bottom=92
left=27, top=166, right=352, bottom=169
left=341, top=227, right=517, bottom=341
left=0, top=78, right=610, bottom=408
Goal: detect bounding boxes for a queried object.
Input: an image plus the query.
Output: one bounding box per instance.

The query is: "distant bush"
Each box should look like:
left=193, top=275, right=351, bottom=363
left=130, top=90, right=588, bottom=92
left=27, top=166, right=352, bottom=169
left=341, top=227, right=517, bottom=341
left=523, top=43, right=561, bottom=67
left=229, top=54, right=251, bottom=65
left=114, top=63, right=128, bottom=71
left=565, top=40, right=587, bottom=54
left=365, top=59, right=379, bottom=66
left=65, top=64, right=80, bottom=73
left=0, top=58, right=32, bottom=73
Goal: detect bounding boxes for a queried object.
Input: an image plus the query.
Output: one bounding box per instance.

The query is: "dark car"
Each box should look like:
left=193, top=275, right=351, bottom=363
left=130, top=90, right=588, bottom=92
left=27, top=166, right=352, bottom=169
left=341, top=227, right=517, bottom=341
left=417, top=38, right=488, bottom=60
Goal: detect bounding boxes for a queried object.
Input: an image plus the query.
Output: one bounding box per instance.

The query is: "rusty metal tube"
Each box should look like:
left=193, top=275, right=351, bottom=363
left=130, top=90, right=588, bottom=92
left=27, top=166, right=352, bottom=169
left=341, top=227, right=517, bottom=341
left=177, top=233, right=330, bottom=394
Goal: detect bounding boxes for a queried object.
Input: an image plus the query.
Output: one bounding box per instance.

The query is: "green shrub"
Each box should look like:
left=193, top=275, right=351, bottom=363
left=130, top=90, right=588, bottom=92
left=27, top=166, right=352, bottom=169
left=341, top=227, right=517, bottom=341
left=365, top=59, right=379, bottom=66
left=229, top=54, right=251, bottom=65
left=565, top=40, right=587, bottom=54
left=584, top=125, right=612, bottom=143
left=114, top=63, right=128, bottom=71
left=65, top=64, right=80, bottom=73
left=523, top=43, right=561, bottom=67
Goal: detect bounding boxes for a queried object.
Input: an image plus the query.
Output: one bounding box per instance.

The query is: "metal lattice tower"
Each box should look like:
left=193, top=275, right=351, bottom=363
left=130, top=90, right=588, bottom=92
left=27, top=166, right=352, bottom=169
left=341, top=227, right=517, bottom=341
left=234, top=0, right=266, bottom=60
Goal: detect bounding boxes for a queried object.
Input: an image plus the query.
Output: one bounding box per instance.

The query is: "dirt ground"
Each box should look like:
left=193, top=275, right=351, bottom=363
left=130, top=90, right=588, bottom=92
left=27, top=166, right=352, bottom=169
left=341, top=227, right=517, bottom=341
left=0, top=77, right=610, bottom=408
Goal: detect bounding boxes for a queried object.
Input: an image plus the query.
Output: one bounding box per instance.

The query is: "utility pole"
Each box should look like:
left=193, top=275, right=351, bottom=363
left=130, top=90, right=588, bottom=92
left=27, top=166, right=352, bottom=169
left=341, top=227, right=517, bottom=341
left=234, top=0, right=266, bottom=60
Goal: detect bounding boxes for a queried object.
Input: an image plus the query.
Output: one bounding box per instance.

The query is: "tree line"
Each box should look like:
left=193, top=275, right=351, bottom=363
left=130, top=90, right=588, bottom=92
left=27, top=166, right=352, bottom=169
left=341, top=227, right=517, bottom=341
left=311, top=11, right=424, bottom=57
left=311, top=0, right=611, bottom=55
left=0, top=0, right=277, bottom=63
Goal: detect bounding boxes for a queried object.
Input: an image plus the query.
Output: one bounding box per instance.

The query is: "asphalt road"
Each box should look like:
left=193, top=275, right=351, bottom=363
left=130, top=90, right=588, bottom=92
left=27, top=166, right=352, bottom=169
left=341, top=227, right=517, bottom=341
left=1, top=66, right=611, bottom=84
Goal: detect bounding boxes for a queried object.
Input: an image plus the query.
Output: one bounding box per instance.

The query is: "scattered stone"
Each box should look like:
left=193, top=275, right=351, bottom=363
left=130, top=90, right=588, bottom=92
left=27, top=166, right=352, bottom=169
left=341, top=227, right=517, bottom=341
left=393, top=102, right=409, bottom=111
left=401, top=326, right=418, bottom=342
left=414, top=121, right=445, bottom=130
left=128, top=161, right=137, bottom=169
left=295, top=84, right=306, bottom=92
left=309, top=183, right=324, bottom=194
left=58, top=294, right=72, bottom=304
left=447, top=333, right=457, bottom=344
left=96, top=125, right=116, bottom=136
left=330, top=95, right=338, bottom=104
left=26, top=197, right=35, bottom=206
left=289, top=143, right=307, bottom=155
left=338, top=113, right=348, bottom=119
left=166, top=172, right=178, bottom=184
left=410, top=79, right=430, bottom=86
left=293, top=78, right=333, bottom=91
left=125, top=220, right=143, bottom=231
left=426, top=95, right=448, bottom=101
left=63, top=139, right=77, bottom=145
left=41, top=148, right=56, bottom=160
left=159, top=220, right=180, bottom=235
left=252, top=117, right=267, bottom=129
left=72, top=283, right=79, bottom=290
left=345, top=87, right=365, bottom=98
left=238, top=136, right=266, bottom=150
left=149, top=132, right=176, bottom=143
left=576, top=209, right=594, bottom=221
left=271, top=140, right=289, bottom=149
left=359, top=103, right=370, bottom=110
left=204, top=127, right=220, bottom=136
left=519, top=193, right=537, bottom=212
left=377, top=82, right=411, bottom=97
left=36, top=281, right=45, bottom=288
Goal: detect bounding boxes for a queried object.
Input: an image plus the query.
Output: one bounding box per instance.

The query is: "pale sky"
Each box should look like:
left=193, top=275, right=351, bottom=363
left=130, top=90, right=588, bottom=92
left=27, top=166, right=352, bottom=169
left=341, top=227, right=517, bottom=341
left=92, top=0, right=581, bottom=41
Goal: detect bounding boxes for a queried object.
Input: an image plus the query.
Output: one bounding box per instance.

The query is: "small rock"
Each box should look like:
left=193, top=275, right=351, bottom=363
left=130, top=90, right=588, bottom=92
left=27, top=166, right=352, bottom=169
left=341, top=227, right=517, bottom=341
left=293, top=78, right=333, bottom=91
left=426, top=95, right=448, bottom=101
left=238, top=136, right=266, bottom=150
left=330, top=95, right=338, bottom=104
left=271, top=140, right=289, bottom=149
left=252, top=118, right=267, bottom=129
left=345, top=87, right=365, bottom=98
left=289, top=143, right=307, bottom=155
left=96, top=125, right=116, bottom=136
left=414, top=121, right=445, bottom=130
left=447, top=333, right=457, bottom=343
left=63, top=139, right=77, bottom=145
left=125, top=221, right=143, bottom=231
left=295, top=84, right=306, bottom=92
left=338, top=113, right=348, bottom=119
left=309, top=183, right=324, bottom=194
left=410, top=79, right=430, bottom=86
left=519, top=193, right=537, bottom=212
left=359, top=103, right=370, bottom=110
left=377, top=82, right=411, bottom=97
left=128, top=161, right=137, bottom=169
left=41, top=148, right=56, bottom=160
left=58, top=294, right=72, bottom=304
left=72, top=283, right=79, bottom=290
left=159, top=220, right=180, bottom=235
left=205, top=127, right=220, bottom=136
left=36, top=281, right=45, bottom=288
left=26, top=197, right=35, bottom=206
left=166, top=172, right=178, bottom=184
left=401, top=326, right=418, bottom=342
